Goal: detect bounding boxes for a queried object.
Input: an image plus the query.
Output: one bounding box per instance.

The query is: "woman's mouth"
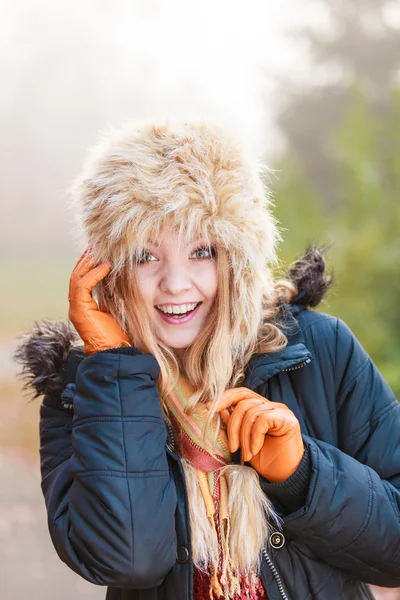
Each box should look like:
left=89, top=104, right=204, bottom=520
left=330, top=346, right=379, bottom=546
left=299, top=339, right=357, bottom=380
left=155, top=302, right=202, bottom=324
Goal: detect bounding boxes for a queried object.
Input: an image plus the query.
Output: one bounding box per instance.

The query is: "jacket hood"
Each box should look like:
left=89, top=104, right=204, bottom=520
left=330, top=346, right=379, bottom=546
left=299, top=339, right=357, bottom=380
left=14, top=245, right=333, bottom=400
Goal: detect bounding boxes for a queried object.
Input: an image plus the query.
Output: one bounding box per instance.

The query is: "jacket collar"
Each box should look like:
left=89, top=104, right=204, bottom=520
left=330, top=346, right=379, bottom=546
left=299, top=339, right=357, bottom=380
left=243, top=304, right=313, bottom=390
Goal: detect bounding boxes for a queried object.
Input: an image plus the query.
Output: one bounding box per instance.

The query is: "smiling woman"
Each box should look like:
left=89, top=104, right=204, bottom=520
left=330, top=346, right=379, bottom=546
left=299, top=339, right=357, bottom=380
left=60, top=120, right=290, bottom=597
left=14, top=119, right=400, bottom=600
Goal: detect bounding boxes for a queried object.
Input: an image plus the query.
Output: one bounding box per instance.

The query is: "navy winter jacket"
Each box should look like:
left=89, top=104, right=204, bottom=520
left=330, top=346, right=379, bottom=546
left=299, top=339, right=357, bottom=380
left=36, top=303, right=400, bottom=599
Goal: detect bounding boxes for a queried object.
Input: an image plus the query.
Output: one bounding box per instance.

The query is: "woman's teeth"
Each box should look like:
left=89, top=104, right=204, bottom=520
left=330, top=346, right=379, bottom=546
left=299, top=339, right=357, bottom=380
left=156, top=302, right=200, bottom=315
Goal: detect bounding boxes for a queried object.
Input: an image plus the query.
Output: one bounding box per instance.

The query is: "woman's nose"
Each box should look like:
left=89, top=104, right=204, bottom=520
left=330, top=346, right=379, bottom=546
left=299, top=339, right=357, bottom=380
left=159, top=267, right=192, bottom=295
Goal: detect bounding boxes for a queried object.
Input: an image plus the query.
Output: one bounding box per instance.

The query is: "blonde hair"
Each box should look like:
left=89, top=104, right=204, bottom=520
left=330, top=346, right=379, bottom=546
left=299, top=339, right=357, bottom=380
left=180, top=459, right=281, bottom=574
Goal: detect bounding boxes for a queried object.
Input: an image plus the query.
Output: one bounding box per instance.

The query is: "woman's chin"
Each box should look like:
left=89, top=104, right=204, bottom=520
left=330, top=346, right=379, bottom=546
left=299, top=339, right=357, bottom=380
left=155, top=329, right=199, bottom=351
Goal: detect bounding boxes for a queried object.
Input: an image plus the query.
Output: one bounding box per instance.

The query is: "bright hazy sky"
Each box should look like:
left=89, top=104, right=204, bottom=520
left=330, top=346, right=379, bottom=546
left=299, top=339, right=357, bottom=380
left=1, top=0, right=311, bottom=156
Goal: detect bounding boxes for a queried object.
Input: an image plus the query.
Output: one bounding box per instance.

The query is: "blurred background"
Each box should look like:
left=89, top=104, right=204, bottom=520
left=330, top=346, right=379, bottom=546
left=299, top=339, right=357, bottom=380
left=1, top=1, right=399, bottom=598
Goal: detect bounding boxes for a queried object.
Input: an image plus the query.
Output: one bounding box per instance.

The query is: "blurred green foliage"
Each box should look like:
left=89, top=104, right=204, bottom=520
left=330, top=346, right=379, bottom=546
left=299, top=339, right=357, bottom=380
left=271, top=85, right=400, bottom=397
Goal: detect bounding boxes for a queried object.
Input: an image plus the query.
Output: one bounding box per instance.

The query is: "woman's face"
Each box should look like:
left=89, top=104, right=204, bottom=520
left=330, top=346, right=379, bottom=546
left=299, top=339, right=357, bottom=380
left=135, top=230, right=218, bottom=352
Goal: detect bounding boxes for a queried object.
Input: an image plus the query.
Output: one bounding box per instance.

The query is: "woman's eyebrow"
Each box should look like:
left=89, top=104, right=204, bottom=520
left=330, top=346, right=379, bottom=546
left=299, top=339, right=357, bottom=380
left=145, top=238, right=210, bottom=249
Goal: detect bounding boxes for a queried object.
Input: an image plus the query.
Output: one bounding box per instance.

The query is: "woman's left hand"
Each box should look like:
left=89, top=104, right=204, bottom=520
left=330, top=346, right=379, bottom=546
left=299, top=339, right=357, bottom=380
left=208, top=387, right=304, bottom=482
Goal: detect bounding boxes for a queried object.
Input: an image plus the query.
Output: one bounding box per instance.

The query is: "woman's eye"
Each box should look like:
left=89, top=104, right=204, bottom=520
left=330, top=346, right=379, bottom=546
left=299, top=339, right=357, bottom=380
left=137, top=251, right=157, bottom=264
left=191, top=246, right=216, bottom=260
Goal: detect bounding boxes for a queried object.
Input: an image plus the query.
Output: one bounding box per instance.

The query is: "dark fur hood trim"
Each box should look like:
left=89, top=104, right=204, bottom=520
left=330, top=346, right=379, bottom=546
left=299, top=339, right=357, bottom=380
left=13, top=245, right=334, bottom=400
left=14, top=319, right=83, bottom=401
left=284, top=243, right=334, bottom=308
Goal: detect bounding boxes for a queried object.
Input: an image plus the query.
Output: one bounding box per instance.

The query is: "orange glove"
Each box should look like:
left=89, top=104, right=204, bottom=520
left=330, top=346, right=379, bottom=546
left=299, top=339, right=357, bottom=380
left=209, top=387, right=304, bottom=483
left=68, top=250, right=132, bottom=356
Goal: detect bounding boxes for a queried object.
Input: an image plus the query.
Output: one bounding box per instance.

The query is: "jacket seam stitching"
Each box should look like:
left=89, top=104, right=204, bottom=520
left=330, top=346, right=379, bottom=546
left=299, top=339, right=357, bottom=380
left=44, top=446, right=72, bottom=477
left=118, top=354, right=135, bottom=588
left=301, top=315, right=371, bottom=399
left=299, top=315, right=336, bottom=335
left=73, top=415, right=164, bottom=426
left=339, top=355, right=370, bottom=396
left=345, top=402, right=399, bottom=443
left=337, top=466, right=374, bottom=551
left=74, top=470, right=170, bottom=478
left=41, top=421, right=71, bottom=432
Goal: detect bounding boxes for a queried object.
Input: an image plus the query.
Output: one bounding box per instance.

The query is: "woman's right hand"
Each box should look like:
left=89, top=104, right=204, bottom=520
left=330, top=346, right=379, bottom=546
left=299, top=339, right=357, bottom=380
left=68, top=250, right=132, bottom=356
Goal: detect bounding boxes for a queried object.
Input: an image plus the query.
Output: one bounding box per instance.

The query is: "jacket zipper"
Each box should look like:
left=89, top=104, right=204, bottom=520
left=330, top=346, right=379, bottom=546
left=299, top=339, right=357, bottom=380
left=166, top=418, right=176, bottom=450
left=259, top=358, right=310, bottom=599
left=281, top=358, right=311, bottom=372
left=262, top=547, right=289, bottom=600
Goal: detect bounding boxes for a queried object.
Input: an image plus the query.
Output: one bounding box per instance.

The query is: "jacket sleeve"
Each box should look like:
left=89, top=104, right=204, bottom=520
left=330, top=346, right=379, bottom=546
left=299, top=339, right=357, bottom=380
left=260, top=317, right=400, bottom=587
left=40, top=346, right=178, bottom=589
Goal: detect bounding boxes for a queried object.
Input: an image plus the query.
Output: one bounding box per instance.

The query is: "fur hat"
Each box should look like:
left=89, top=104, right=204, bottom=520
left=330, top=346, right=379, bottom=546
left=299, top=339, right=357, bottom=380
left=67, top=119, right=282, bottom=345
